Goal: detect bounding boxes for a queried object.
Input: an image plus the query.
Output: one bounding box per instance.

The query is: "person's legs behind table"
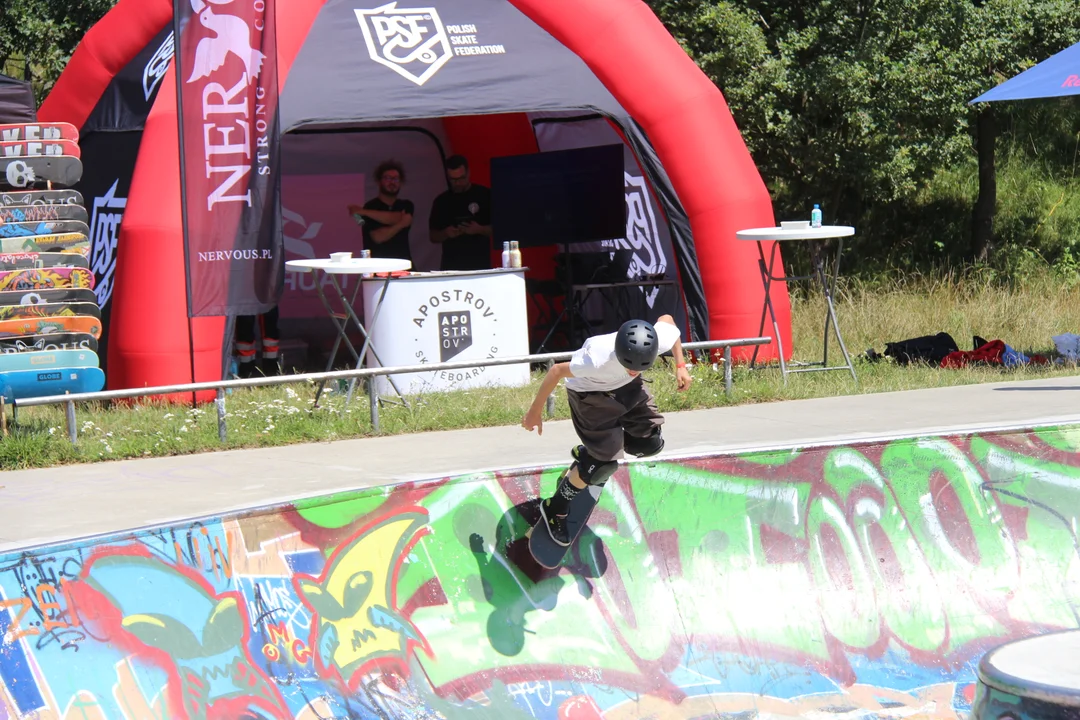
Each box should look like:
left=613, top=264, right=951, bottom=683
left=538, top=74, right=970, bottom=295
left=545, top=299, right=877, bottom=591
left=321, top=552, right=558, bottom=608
left=233, top=306, right=281, bottom=379
left=539, top=384, right=632, bottom=546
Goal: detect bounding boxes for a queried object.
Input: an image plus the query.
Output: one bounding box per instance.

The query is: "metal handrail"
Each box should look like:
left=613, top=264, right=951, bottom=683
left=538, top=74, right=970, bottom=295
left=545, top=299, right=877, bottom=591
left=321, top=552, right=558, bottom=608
left=10, top=337, right=771, bottom=443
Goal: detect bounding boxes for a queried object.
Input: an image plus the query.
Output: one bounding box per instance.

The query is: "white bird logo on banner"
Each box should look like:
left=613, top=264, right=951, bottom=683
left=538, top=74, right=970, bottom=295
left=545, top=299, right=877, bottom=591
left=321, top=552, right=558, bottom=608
left=186, top=0, right=265, bottom=84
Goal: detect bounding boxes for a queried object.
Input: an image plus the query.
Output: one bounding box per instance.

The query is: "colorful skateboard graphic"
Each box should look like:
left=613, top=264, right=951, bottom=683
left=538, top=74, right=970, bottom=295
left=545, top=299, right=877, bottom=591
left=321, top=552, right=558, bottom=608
left=0, top=315, right=101, bottom=339
left=0, top=348, right=99, bottom=372
left=0, top=122, right=79, bottom=143
left=0, top=220, right=90, bottom=238
left=0, top=302, right=102, bottom=321
left=0, top=251, right=90, bottom=271
left=0, top=288, right=96, bottom=307
left=0, top=332, right=98, bottom=354
left=0, top=189, right=84, bottom=207
left=0, top=267, right=95, bottom=291
left=0, top=366, right=105, bottom=402
left=0, top=204, right=88, bottom=224
left=0, top=156, right=83, bottom=189
left=0, top=233, right=90, bottom=255
left=0, top=139, right=80, bottom=159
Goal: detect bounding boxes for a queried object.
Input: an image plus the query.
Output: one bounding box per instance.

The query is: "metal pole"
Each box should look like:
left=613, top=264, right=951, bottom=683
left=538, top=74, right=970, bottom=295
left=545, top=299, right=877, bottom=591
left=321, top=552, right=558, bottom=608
left=724, top=346, right=733, bottom=398
left=216, top=388, right=227, bottom=442
left=369, top=374, right=380, bottom=433
left=544, top=359, right=555, bottom=417
left=65, top=396, right=77, bottom=444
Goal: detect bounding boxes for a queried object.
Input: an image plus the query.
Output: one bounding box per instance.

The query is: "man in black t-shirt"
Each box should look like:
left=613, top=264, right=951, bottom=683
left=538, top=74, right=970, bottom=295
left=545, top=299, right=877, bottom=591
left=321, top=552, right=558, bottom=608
left=346, top=159, right=413, bottom=262
left=429, top=154, right=492, bottom=271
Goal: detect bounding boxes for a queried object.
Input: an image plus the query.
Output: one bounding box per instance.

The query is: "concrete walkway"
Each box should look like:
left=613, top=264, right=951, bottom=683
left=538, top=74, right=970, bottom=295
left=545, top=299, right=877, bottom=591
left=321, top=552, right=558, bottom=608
left=3, top=373, right=1080, bottom=553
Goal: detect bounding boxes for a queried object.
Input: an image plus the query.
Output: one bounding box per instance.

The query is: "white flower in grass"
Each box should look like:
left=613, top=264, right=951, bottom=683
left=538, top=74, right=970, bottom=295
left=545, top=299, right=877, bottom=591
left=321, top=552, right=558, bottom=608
left=49, top=427, right=57, bottom=435
left=179, top=425, right=188, bottom=433
left=285, top=387, right=298, bottom=400
left=163, top=413, right=174, bottom=419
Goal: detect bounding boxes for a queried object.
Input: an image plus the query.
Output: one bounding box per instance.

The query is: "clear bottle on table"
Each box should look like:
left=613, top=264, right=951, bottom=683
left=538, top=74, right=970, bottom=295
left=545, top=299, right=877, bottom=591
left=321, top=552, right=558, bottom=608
left=502, top=241, right=511, bottom=268
left=510, top=240, right=522, bottom=268
left=811, top=204, right=822, bottom=228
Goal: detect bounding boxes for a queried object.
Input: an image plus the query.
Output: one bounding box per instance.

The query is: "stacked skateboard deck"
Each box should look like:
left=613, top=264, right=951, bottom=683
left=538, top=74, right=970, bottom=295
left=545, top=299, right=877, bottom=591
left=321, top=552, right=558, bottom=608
left=0, top=123, right=105, bottom=401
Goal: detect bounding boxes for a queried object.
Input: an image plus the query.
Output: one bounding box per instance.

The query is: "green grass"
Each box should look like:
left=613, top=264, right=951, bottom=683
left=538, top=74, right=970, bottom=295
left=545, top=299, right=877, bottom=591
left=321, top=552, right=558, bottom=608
left=2, top=266, right=1079, bottom=470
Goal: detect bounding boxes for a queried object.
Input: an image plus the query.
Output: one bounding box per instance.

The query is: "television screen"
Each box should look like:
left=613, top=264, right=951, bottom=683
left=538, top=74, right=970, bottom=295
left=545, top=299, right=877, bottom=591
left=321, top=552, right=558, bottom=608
left=490, top=144, right=625, bottom=248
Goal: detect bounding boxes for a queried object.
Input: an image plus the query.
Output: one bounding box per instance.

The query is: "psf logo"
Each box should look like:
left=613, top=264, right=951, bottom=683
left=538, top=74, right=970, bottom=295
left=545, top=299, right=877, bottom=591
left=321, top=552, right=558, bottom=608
left=439, top=310, right=471, bottom=361
left=354, top=2, right=452, bottom=86
left=90, top=179, right=127, bottom=308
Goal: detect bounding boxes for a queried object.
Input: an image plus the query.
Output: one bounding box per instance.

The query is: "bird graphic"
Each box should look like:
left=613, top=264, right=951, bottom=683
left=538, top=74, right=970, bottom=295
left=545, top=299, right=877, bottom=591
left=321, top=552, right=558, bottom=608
left=186, top=0, right=265, bottom=84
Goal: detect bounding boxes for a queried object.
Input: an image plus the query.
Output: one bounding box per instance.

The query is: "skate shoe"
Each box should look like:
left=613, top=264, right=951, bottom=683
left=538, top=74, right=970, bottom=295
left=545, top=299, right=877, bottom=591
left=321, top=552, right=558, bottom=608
left=539, top=498, right=571, bottom=547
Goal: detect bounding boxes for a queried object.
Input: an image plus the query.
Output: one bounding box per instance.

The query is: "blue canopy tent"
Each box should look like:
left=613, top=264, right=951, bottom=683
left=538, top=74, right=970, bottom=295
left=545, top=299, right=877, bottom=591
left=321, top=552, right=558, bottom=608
left=971, top=41, right=1080, bottom=103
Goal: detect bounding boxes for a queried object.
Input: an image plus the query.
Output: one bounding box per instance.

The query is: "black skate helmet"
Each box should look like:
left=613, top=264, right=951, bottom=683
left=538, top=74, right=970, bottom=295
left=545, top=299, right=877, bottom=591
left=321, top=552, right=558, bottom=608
left=615, top=320, right=659, bottom=371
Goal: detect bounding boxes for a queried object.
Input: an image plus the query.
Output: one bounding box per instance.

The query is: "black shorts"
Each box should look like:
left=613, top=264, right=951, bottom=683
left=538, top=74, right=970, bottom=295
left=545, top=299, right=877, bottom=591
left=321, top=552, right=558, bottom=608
left=566, top=377, right=664, bottom=462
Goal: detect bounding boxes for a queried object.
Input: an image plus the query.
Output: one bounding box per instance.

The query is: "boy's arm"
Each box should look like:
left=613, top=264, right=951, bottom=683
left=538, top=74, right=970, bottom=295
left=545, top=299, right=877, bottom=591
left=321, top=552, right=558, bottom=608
left=657, top=314, right=692, bottom=391
left=522, top=362, right=574, bottom=435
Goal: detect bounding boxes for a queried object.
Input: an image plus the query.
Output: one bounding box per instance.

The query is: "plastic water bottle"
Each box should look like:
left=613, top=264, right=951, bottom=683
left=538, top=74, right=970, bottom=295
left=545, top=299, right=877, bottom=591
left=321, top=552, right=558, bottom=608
left=510, top=240, right=522, bottom=268
left=811, top=204, right=822, bottom=228
left=502, top=241, right=511, bottom=268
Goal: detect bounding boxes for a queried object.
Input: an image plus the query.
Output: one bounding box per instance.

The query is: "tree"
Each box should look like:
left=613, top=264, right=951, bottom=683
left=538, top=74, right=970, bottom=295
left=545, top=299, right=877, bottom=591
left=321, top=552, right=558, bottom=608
left=0, top=0, right=119, bottom=105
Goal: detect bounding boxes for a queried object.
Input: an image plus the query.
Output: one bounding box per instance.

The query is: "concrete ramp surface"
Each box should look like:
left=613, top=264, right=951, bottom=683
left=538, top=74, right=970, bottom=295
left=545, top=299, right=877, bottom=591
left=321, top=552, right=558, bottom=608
left=3, top=422, right=1080, bottom=719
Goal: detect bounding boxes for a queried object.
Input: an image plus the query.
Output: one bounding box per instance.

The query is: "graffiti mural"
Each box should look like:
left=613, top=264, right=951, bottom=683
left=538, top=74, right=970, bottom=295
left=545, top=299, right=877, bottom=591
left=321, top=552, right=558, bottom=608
left=4, top=424, right=1080, bottom=718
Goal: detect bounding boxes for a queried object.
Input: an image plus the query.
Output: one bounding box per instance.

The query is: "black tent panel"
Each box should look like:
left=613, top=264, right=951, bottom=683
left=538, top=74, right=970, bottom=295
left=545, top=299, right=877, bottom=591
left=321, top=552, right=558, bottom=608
left=0, top=73, right=36, bottom=124
left=281, top=0, right=630, bottom=131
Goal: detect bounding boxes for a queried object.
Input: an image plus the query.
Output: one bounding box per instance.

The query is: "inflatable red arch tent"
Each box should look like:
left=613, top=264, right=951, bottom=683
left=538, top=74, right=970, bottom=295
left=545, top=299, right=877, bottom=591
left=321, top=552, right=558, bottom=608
left=40, top=0, right=792, bottom=402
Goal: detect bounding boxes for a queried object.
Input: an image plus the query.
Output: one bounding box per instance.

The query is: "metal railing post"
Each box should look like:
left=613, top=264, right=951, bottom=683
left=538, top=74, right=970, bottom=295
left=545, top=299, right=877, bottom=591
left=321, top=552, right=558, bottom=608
left=545, top=359, right=555, bottom=417
left=216, top=388, right=227, bottom=442
left=369, top=376, right=380, bottom=433
left=65, top=395, right=77, bottom=444
left=724, top=346, right=733, bottom=398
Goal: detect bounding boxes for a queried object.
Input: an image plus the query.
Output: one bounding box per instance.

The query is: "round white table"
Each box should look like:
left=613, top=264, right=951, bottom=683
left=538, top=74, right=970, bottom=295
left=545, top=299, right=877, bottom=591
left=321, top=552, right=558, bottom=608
left=735, top=225, right=857, bottom=384
left=975, top=630, right=1080, bottom=717
left=285, top=257, right=412, bottom=408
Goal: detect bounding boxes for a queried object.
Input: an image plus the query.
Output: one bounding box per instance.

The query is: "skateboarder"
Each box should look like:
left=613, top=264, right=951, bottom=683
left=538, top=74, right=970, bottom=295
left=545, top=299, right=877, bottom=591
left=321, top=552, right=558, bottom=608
left=521, top=315, right=692, bottom=546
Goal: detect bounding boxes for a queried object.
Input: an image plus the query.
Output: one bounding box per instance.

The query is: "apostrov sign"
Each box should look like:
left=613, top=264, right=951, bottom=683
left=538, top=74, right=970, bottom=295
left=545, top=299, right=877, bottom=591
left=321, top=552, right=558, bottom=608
left=361, top=271, right=529, bottom=396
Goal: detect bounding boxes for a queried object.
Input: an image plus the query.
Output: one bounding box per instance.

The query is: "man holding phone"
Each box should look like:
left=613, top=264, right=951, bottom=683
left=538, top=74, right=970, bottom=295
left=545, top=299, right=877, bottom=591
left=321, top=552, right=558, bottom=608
left=429, top=155, right=493, bottom=271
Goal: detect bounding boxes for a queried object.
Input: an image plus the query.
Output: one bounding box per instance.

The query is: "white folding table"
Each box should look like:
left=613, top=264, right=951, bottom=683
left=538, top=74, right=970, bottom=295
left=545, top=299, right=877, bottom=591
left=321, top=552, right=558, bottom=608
left=735, top=224, right=857, bottom=384
left=285, top=256, right=412, bottom=406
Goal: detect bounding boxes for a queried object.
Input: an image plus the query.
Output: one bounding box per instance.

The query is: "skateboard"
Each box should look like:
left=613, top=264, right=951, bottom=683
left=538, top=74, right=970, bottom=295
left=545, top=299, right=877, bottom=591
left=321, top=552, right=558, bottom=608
left=0, top=220, right=90, bottom=239
left=0, top=251, right=90, bottom=271
left=526, top=472, right=606, bottom=569
left=0, top=287, right=96, bottom=307
left=0, top=348, right=99, bottom=372
left=0, top=366, right=105, bottom=402
left=0, top=122, right=79, bottom=143
left=1, top=156, right=83, bottom=189
left=0, top=332, right=98, bottom=354
left=0, top=139, right=80, bottom=159
left=0, top=189, right=84, bottom=207
left=0, top=204, right=88, bottom=224
left=0, top=233, right=90, bottom=255
left=0, top=302, right=101, bottom=321
left=0, top=267, right=95, bottom=292
left=0, top=315, right=101, bottom=339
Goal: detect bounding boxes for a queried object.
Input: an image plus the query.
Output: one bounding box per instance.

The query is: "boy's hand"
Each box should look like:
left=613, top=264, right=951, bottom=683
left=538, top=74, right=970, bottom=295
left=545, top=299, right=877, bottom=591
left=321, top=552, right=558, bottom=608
left=522, top=406, right=544, bottom=435
left=676, top=366, right=692, bottom=391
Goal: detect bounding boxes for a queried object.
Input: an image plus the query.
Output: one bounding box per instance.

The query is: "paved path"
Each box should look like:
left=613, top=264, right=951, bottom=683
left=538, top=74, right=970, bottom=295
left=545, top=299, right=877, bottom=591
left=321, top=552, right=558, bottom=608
left=3, top=373, right=1080, bottom=553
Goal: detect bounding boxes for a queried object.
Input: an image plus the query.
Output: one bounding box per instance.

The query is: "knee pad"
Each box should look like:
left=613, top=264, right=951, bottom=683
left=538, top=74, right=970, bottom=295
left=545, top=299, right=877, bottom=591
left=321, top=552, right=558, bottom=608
left=572, top=445, right=618, bottom=487
left=624, top=428, right=665, bottom=458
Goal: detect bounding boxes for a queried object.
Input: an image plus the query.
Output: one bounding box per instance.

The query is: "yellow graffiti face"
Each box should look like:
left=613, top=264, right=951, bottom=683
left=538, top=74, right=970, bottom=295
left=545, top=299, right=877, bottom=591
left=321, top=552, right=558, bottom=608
left=295, top=510, right=428, bottom=685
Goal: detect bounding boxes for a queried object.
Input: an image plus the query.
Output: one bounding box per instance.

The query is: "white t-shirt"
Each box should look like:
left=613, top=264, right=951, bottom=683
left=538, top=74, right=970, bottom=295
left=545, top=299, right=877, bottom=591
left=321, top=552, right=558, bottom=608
left=565, top=321, right=681, bottom=392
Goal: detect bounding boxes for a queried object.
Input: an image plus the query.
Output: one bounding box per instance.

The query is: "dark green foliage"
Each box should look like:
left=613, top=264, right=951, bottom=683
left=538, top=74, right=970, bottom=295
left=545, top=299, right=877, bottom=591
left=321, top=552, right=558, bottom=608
left=646, top=0, right=1080, bottom=275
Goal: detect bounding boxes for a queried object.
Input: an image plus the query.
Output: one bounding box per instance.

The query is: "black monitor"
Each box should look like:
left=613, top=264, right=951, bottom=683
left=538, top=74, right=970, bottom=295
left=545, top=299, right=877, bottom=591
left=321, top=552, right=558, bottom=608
left=490, top=144, right=625, bottom=248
